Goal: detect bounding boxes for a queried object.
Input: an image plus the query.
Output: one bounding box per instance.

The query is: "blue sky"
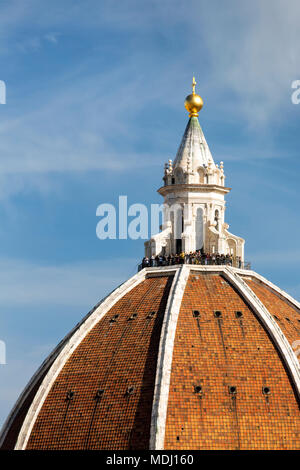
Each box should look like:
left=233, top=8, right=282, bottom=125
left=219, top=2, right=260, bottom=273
left=0, top=0, right=300, bottom=428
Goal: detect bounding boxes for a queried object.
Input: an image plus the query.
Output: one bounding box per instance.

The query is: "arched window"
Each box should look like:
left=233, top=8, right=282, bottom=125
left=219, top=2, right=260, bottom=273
left=170, top=204, right=183, bottom=253
left=227, top=239, right=237, bottom=258
left=195, top=207, right=204, bottom=250
left=197, top=167, right=205, bottom=184
left=214, top=209, right=219, bottom=231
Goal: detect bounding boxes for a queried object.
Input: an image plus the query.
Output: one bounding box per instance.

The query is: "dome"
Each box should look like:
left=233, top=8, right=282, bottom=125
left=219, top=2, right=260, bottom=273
left=1, top=264, right=299, bottom=450
left=1, top=79, right=299, bottom=450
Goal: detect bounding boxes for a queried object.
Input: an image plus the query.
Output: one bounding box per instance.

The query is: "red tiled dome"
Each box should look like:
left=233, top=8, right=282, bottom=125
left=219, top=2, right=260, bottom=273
left=1, top=265, right=299, bottom=450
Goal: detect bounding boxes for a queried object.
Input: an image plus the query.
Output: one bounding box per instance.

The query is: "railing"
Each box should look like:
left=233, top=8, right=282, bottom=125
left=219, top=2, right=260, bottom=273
left=138, top=259, right=251, bottom=271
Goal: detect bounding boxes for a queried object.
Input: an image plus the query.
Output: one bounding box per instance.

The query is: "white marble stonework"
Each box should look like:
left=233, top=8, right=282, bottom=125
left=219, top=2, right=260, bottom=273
left=144, top=116, right=244, bottom=259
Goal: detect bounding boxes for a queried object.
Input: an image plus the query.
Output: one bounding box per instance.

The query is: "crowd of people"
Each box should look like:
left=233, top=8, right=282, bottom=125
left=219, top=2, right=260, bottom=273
left=141, top=250, right=244, bottom=269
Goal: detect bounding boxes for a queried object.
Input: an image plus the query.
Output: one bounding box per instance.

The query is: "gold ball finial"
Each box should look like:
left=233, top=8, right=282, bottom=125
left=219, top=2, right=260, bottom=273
left=184, top=76, right=203, bottom=117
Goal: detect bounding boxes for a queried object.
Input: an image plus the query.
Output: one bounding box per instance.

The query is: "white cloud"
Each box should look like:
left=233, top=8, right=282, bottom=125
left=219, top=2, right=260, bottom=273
left=1, top=0, right=300, bottom=433
left=192, top=0, right=300, bottom=125
left=0, top=63, right=170, bottom=200
left=0, top=0, right=298, bottom=200
left=44, top=32, right=60, bottom=44
left=17, top=36, right=41, bottom=52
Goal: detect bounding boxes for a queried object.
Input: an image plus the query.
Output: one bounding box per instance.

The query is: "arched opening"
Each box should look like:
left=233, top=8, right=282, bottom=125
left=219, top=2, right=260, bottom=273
left=197, top=167, right=205, bottom=184
left=170, top=205, right=183, bottom=254
left=195, top=207, right=204, bottom=251
left=175, top=208, right=183, bottom=253
left=214, top=209, right=220, bottom=231
left=227, top=238, right=237, bottom=258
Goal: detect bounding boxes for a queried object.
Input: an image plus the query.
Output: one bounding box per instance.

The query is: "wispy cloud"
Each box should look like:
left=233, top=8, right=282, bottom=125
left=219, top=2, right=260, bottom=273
left=17, top=36, right=41, bottom=53
left=0, top=0, right=298, bottom=200
left=44, top=32, right=60, bottom=44
left=0, top=257, right=137, bottom=307
left=194, top=0, right=300, bottom=126
left=0, top=0, right=299, bottom=432
left=0, top=65, right=169, bottom=199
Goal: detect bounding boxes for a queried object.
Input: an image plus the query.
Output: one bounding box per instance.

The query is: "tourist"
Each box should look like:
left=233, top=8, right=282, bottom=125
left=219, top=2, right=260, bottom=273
left=141, top=250, right=246, bottom=269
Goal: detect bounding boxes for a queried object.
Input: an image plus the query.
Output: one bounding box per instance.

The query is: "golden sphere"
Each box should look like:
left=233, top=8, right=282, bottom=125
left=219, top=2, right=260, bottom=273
left=184, top=93, right=203, bottom=116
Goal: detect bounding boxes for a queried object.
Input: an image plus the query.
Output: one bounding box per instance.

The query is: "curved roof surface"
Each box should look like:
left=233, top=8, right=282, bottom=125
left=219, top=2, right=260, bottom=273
left=1, top=265, right=299, bottom=450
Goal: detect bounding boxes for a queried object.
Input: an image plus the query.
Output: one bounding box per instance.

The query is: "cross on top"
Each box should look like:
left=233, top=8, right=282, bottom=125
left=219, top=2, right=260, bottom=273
left=192, top=76, right=196, bottom=94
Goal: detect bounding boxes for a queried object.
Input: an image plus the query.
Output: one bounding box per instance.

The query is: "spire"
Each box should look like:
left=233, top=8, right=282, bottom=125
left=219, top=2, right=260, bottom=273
left=147, top=78, right=244, bottom=262
left=174, top=78, right=214, bottom=172
left=174, top=116, right=214, bottom=170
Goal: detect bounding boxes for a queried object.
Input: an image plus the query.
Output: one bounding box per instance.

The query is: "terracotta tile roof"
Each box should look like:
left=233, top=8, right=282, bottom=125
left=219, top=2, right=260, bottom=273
left=1, top=267, right=299, bottom=450
left=165, top=272, right=300, bottom=450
